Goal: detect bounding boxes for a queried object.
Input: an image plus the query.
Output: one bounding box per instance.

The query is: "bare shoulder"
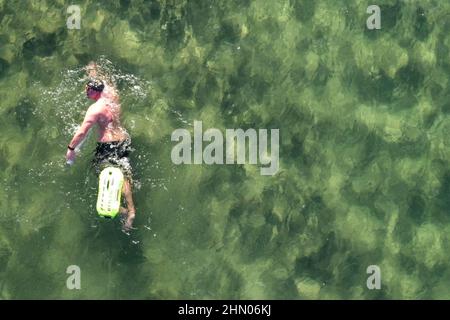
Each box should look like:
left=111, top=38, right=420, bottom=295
left=90, top=100, right=107, bottom=112
left=86, top=101, right=104, bottom=119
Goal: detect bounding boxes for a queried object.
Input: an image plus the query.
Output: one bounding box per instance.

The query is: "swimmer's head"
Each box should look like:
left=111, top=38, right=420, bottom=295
left=85, top=79, right=104, bottom=100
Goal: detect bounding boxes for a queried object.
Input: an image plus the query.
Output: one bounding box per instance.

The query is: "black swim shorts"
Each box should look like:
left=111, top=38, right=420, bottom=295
left=92, top=139, right=133, bottom=178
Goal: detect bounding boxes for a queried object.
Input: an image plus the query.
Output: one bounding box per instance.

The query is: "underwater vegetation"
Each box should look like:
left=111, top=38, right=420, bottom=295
left=1, top=0, right=450, bottom=299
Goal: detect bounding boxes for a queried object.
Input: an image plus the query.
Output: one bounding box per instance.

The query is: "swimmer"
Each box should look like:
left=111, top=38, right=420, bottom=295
left=66, top=62, right=136, bottom=231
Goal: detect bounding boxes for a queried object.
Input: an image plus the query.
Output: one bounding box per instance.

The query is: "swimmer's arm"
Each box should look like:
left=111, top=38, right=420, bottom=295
left=104, top=82, right=120, bottom=103
left=86, top=62, right=98, bottom=78
left=68, top=109, right=98, bottom=149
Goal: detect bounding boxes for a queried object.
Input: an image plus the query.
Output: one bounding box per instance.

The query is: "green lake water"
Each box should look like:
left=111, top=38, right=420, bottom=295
left=1, top=0, right=450, bottom=299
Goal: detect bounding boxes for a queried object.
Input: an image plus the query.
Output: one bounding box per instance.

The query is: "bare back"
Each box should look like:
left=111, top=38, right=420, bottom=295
left=93, top=84, right=129, bottom=142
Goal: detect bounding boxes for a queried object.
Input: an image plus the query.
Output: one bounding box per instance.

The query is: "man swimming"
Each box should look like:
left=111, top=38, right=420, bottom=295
left=65, top=62, right=136, bottom=231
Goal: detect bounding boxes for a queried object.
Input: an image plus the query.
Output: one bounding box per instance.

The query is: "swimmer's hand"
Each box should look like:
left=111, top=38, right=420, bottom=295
left=66, top=149, right=76, bottom=165
left=85, top=61, right=98, bottom=78
left=120, top=208, right=136, bottom=233
left=124, top=213, right=135, bottom=232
